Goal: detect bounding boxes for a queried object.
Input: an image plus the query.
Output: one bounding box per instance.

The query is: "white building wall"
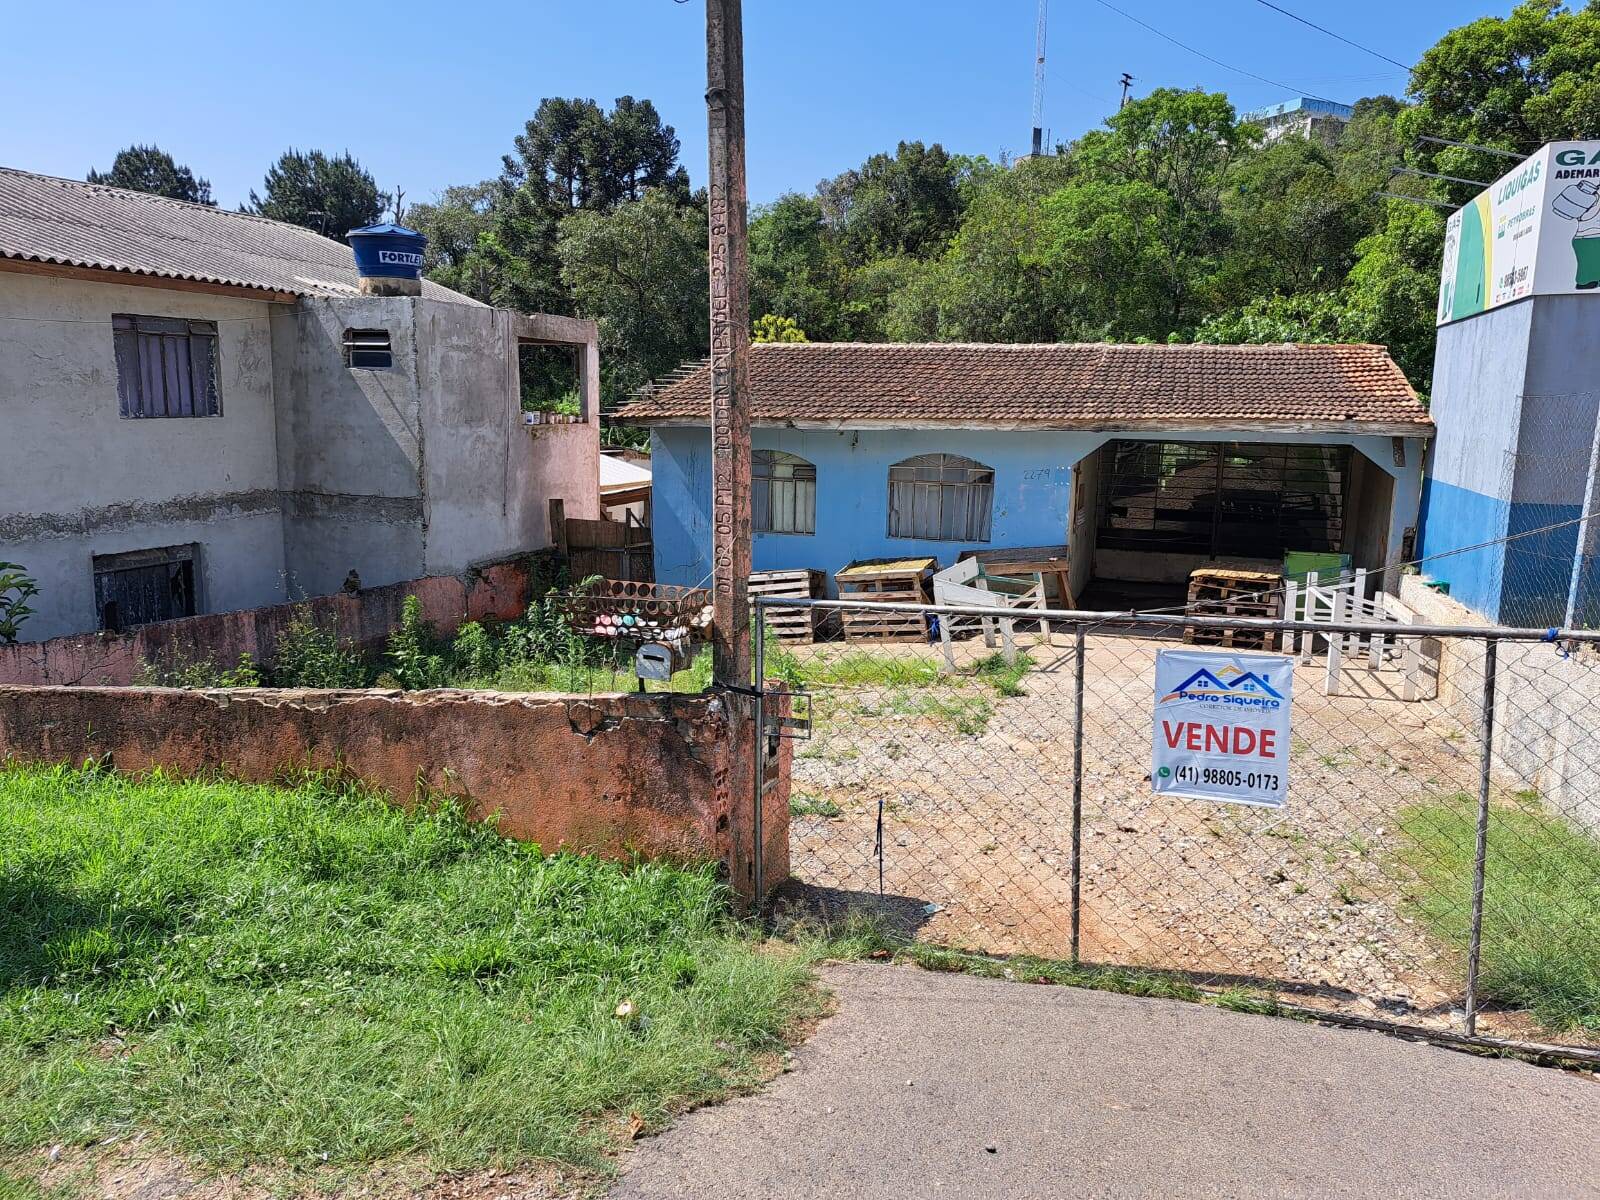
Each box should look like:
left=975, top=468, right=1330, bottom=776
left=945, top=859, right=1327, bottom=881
left=4, top=275, right=601, bottom=642
left=0, top=273, right=287, bottom=640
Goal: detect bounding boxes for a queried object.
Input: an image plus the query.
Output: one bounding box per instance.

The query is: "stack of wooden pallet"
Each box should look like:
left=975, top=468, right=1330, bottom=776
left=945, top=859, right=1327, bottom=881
left=834, top=557, right=936, bottom=643
left=750, top=568, right=826, bottom=641
left=1184, top=567, right=1284, bottom=650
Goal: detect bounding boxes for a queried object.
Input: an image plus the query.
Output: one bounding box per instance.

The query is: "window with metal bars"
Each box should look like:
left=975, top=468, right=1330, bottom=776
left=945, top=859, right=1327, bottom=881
left=1096, top=440, right=1347, bottom=557
left=112, top=315, right=220, bottom=418
left=753, top=449, right=816, bottom=535
left=887, top=453, right=995, bottom=542
left=343, top=328, right=393, bottom=369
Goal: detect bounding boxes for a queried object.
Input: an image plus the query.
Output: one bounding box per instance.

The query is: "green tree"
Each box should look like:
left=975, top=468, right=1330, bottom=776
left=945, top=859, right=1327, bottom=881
left=87, top=144, right=213, bottom=205
left=484, top=96, right=691, bottom=314
left=247, top=149, right=387, bottom=238
left=749, top=193, right=848, bottom=338
left=1070, top=88, right=1258, bottom=327
left=406, top=182, right=501, bottom=303
left=1221, top=137, right=1367, bottom=301
left=558, top=189, right=708, bottom=402
left=1402, top=0, right=1600, bottom=192
left=818, top=140, right=966, bottom=265
left=753, top=314, right=808, bottom=342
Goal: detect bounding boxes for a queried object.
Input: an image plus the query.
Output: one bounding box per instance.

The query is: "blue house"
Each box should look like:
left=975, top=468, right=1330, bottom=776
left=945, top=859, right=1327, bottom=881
left=617, top=343, right=1431, bottom=605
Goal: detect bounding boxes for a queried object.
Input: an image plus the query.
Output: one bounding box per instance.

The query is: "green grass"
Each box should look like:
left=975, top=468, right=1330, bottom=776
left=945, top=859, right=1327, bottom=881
left=0, top=765, right=817, bottom=1183
left=1398, top=794, right=1600, bottom=1033
left=788, top=793, right=842, bottom=819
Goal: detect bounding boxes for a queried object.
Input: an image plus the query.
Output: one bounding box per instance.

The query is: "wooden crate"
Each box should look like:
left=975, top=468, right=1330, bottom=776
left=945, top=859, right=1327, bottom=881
left=834, top=558, right=936, bottom=643
left=1184, top=568, right=1284, bottom=651
left=750, top=568, right=826, bottom=641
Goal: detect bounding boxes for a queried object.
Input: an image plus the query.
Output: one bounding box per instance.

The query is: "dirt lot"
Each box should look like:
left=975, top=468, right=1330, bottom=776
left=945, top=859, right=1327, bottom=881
left=779, top=630, right=1514, bottom=1030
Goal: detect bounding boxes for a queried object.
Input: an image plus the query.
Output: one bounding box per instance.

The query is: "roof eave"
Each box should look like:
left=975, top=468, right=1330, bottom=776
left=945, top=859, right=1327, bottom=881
left=613, top=414, right=1433, bottom=438
left=0, top=254, right=301, bottom=303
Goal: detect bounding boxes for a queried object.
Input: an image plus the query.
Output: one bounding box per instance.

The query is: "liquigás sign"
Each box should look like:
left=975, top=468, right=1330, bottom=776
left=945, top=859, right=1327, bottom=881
left=1151, top=650, right=1293, bottom=809
left=1438, top=140, right=1600, bottom=325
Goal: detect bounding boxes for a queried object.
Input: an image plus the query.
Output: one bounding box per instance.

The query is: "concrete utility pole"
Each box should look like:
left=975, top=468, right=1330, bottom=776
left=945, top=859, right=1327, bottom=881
left=705, top=0, right=764, bottom=909
left=706, top=0, right=752, bottom=688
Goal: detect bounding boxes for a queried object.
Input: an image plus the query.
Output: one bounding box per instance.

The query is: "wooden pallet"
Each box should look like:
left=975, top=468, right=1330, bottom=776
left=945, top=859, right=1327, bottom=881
left=835, top=558, right=935, bottom=643
left=751, top=568, right=826, bottom=641
left=1184, top=568, right=1283, bottom=651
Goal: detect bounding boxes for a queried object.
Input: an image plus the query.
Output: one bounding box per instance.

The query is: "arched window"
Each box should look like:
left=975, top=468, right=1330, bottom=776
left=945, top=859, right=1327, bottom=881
left=753, top=449, right=817, bottom=535
left=888, top=454, right=995, bottom=542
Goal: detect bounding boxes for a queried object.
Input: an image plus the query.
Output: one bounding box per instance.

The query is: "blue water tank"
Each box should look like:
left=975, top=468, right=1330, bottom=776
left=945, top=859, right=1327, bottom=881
left=348, top=222, right=427, bottom=280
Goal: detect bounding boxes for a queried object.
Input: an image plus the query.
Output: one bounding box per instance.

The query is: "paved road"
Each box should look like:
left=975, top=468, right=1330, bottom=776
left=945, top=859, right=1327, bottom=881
left=610, top=962, right=1600, bottom=1200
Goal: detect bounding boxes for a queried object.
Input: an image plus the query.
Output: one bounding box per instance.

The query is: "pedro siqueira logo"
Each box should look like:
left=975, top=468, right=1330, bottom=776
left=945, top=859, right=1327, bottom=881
left=1159, top=663, right=1284, bottom=709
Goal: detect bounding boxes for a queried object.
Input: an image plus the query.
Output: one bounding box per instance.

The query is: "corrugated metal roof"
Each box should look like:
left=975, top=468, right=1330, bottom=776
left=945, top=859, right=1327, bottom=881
left=616, top=342, right=1432, bottom=432
left=0, top=167, right=480, bottom=304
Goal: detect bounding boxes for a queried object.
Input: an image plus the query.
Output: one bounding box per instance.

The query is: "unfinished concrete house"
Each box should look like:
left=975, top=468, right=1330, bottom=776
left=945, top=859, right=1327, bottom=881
left=0, top=167, right=599, bottom=640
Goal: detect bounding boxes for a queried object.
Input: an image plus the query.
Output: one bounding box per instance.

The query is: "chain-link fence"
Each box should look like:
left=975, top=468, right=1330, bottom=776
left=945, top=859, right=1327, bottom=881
left=754, top=596, right=1600, bottom=1061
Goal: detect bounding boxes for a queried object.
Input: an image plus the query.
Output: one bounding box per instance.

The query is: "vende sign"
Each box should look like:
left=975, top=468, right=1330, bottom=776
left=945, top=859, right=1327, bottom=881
left=1151, top=649, right=1293, bottom=809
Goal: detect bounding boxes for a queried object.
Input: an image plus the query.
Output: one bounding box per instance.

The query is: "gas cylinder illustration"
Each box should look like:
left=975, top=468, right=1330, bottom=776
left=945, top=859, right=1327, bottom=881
left=1552, top=180, right=1600, bottom=289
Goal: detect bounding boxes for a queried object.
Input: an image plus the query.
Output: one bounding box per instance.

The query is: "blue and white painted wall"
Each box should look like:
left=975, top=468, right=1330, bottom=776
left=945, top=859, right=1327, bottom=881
left=651, top=425, right=1425, bottom=596
left=1421, top=294, right=1600, bottom=626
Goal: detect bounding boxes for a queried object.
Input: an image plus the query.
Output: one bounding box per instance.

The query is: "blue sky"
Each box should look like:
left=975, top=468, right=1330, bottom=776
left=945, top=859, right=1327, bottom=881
left=4, top=1, right=1509, bottom=211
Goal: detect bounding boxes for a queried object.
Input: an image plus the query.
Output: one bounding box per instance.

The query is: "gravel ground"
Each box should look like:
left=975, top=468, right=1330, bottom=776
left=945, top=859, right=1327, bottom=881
left=779, top=631, right=1515, bottom=1029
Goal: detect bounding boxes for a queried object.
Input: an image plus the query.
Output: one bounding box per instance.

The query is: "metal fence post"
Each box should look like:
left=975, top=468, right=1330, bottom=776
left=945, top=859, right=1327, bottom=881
left=1070, top=622, right=1086, bottom=965
left=1464, top=637, right=1498, bottom=1037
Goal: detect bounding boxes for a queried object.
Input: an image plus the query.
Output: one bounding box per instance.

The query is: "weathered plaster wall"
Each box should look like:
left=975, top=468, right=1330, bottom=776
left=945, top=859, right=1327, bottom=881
left=0, top=682, right=790, bottom=901
left=271, top=297, right=428, bottom=598
left=1400, top=575, right=1599, bottom=834
left=415, top=307, right=600, bottom=574
left=652, top=426, right=1425, bottom=595
left=272, top=300, right=601, bottom=595
left=1, top=274, right=289, bottom=639
left=0, top=557, right=535, bottom=687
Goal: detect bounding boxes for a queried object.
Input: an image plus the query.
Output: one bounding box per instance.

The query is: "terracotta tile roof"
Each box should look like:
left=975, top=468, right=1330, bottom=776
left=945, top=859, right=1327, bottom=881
left=615, top=342, right=1431, bottom=432
left=0, top=166, right=480, bottom=304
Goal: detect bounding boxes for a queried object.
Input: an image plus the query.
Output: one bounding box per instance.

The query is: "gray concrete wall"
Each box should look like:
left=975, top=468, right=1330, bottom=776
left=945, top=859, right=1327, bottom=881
left=413, top=304, right=600, bottom=574
left=271, top=297, right=427, bottom=598
left=0, top=273, right=288, bottom=640
left=1400, top=575, right=1600, bottom=834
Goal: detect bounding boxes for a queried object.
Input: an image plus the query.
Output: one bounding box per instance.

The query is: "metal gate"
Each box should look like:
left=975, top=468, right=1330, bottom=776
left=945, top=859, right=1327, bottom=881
left=754, top=595, right=1600, bottom=1063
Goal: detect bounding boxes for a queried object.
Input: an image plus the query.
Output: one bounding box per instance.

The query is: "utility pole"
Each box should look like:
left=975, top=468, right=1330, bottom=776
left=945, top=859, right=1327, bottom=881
left=705, top=0, right=760, bottom=908
left=1119, top=72, right=1134, bottom=109
left=705, top=0, right=752, bottom=688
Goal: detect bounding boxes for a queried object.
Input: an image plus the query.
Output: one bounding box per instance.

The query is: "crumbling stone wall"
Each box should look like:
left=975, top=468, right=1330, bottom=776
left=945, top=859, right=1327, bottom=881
left=0, top=684, right=790, bottom=901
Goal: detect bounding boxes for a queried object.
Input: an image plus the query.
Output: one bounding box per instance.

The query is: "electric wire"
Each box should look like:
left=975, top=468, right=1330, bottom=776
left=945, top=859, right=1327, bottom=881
left=1086, top=0, right=1348, bottom=107
left=1249, top=0, right=1414, bottom=73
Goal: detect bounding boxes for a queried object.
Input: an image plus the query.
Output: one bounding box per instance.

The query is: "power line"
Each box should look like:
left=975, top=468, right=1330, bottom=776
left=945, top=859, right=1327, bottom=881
left=1087, top=0, right=1346, bottom=107
left=1249, top=0, right=1414, bottom=73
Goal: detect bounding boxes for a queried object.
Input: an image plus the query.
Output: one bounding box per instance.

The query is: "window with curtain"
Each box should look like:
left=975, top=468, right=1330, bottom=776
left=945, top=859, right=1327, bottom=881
left=887, top=453, right=995, bottom=542
left=753, top=449, right=817, bottom=535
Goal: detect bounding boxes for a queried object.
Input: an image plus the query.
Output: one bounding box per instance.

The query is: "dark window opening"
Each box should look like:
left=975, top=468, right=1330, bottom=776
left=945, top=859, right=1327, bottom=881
left=517, top=342, right=585, bottom=424
left=113, top=314, right=220, bottom=418
left=343, top=328, right=393, bottom=369
left=93, top=545, right=198, bottom=631
left=888, top=453, right=995, bottom=542
left=753, top=449, right=817, bottom=535
left=1097, top=440, right=1347, bottom=558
